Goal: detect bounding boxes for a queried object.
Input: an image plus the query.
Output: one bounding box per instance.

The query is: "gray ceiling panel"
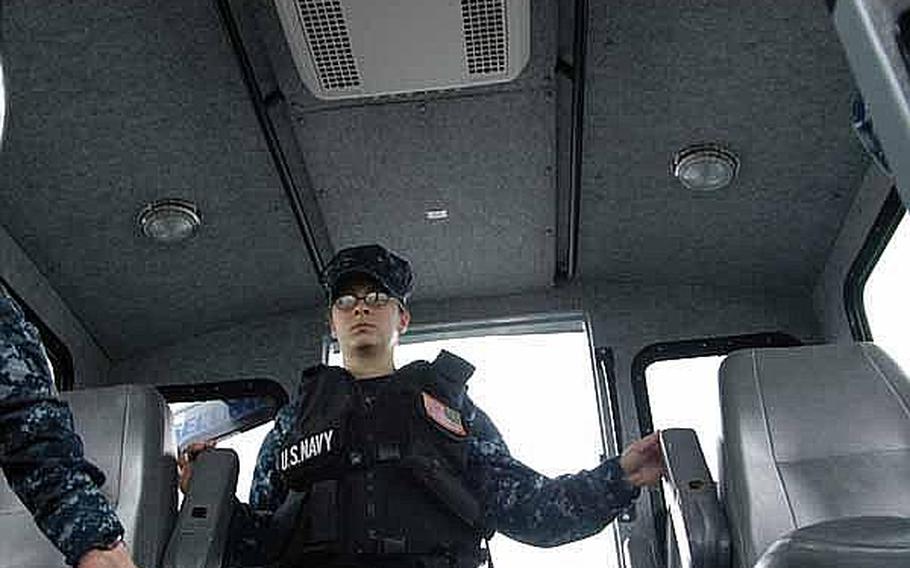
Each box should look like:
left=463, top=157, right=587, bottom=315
left=295, top=90, right=556, bottom=301
left=578, top=0, right=868, bottom=287
left=0, top=0, right=876, bottom=360
left=0, top=0, right=321, bottom=358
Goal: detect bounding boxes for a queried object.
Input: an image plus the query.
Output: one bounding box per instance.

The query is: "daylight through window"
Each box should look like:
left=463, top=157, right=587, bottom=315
left=645, top=355, right=725, bottom=482
left=863, top=212, right=910, bottom=372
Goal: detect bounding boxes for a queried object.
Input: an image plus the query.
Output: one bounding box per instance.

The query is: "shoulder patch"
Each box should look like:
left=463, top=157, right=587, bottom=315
left=422, top=391, right=467, bottom=437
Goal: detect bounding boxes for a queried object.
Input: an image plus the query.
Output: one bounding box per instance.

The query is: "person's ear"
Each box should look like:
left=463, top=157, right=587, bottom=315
left=397, top=305, right=411, bottom=335
left=328, top=309, right=338, bottom=339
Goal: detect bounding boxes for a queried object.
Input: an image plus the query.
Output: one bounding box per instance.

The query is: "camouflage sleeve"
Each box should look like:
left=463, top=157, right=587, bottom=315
left=465, top=402, right=639, bottom=547
left=0, top=291, right=124, bottom=566
left=226, top=389, right=299, bottom=565
left=247, top=391, right=298, bottom=510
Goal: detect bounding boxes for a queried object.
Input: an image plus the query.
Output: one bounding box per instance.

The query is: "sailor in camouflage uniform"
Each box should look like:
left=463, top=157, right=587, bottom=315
left=182, top=244, right=663, bottom=568
left=0, top=284, right=138, bottom=568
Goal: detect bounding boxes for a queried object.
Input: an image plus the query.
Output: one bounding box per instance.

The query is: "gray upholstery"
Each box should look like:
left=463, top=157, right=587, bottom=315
left=0, top=385, right=177, bottom=568
left=754, top=516, right=910, bottom=568
left=719, top=343, right=910, bottom=567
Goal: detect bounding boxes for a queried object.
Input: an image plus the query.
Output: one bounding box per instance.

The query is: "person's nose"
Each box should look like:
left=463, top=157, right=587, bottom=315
left=353, top=299, right=371, bottom=315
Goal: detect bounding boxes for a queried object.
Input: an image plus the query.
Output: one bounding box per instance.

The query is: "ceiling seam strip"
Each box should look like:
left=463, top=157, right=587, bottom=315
left=215, top=0, right=332, bottom=279
left=554, top=0, right=589, bottom=285
left=290, top=84, right=548, bottom=116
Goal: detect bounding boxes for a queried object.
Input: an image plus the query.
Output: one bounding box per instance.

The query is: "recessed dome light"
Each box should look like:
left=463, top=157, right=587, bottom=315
left=672, top=144, right=739, bottom=191
left=138, top=199, right=201, bottom=244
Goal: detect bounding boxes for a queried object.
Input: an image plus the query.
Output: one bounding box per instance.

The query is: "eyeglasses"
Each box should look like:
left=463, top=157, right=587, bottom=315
left=332, top=291, right=395, bottom=311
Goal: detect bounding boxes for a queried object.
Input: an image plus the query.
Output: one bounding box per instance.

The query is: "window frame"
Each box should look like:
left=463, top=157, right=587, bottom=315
left=594, top=346, right=635, bottom=530
left=593, top=347, right=623, bottom=467
left=0, top=277, right=75, bottom=391
left=324, top=312, right=591, bottom=361
left=629, top=331, right=802, bottom=565
left=843, top=186, right=906, bottom=341
left=156, top=378, right=289, bottom=445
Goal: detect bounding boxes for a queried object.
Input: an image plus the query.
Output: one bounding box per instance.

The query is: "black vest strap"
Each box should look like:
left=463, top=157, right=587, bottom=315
left=429, top=350, right=474, bottom=407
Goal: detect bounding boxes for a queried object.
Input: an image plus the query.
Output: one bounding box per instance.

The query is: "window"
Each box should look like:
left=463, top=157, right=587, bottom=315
left=214, top=420, right=275, bottom=500
left=157, top=379, right=287, bottom=502
left=645, top=355, right=725, bottom=481
left=0, top=277, right=74, bottom=390
left=330, top=320, right=621, bottom=568
left=846, top=188, right=910, bottom=371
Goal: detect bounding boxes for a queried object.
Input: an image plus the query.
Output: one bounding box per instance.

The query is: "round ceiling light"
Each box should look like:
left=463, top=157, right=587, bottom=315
left=672, top=144, right=739, bottom=192
left=138, top=199, right=201, bottom=244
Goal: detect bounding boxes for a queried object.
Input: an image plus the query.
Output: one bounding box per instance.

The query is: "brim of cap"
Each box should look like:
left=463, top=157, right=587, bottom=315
left=329, top=269, right=394, bottom=299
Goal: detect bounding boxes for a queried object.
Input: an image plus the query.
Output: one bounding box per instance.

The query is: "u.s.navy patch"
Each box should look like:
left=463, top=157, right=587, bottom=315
left=279, top=428, right=336, bottom=471
left=422, top=392, right=467, bottom=436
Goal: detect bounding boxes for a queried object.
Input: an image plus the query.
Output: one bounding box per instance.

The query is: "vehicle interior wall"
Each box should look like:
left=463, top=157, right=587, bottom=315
left=104, top=280, right=822, bottom=394
left=106, top=308, right=325, bottom=396
left=812, top=165, right=894, bottom=342
left=0, top=219, right=109, bottom=386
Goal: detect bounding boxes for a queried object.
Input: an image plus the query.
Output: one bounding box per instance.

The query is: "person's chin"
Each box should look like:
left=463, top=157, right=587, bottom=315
left=347, top=335, right=382, bottom=350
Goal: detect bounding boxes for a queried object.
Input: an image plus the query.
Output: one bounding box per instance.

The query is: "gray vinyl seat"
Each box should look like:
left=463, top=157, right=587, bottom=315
left=0, top=385, right=178, bottom=568
left=720, top=342, right=910, bottom=567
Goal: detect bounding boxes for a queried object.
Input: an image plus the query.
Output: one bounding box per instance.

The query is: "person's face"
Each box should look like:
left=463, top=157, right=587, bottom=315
left=329, top=277, right=410, bottom=357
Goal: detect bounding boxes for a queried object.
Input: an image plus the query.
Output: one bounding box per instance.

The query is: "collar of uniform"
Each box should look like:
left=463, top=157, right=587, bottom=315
left=329, top=359, right=428, bottom=383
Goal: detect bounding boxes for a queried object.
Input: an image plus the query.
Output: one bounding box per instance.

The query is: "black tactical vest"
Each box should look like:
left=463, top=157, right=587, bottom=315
left=274, top=351, right=490, bottom=568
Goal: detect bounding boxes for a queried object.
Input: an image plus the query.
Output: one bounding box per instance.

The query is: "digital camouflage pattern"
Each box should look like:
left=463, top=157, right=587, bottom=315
left=0, top=287, right=123, bottom=566
left=320, top=244, right=415, bottom=303
left=228, top=366, right=640, bottom=565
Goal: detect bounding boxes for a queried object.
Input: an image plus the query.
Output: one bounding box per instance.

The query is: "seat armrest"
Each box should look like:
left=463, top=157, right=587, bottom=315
left=161, top=449, right=239, bottom=568
left=660, top=428, right=731, bottom=568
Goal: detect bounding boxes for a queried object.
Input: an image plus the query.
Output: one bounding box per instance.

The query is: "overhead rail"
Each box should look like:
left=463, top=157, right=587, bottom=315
left=214, top=0, right=332, bottom=279
left=554, top=0, right=589, bottom=284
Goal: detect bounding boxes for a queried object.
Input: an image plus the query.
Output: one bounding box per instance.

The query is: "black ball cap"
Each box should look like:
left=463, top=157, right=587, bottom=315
left=320, top=244, right=414, bottom=304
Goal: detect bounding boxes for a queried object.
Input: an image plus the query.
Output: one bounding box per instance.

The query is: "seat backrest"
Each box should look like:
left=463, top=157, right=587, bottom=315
left=719, top=343, right=910, bottom=568
left=0, top=385, right=177, bottom=568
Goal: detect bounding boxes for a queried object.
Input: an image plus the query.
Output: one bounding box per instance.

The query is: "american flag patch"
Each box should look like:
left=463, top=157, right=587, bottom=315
left=421, top=392, right=467, bottom=436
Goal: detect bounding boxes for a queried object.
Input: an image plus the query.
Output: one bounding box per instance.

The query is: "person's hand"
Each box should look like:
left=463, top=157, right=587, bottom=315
left=177, top=440, right=215, bottom=494
left=77, top=542, right=138, bottom=568
left=619, top=431, right=665, bottom=488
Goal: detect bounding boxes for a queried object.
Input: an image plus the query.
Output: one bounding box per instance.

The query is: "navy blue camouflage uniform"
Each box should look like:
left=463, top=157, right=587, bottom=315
left=0, top=286, right=123, bottom=566
left=228, top=366, right=641, bottom=565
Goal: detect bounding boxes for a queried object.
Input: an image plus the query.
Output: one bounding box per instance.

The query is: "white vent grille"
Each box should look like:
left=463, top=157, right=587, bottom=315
left=274, top=0, right=529, bottom=99
left=461, top=0, right=508, bottom=75
left=294, top=0, right=361, bottom=90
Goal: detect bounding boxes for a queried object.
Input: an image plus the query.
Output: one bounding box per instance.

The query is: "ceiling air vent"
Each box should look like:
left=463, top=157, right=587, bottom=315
left=274, top=0, right=530, bottom=100
left=462, top=0, right=508, bottom=76
left=294, top=0, right=361, bottom=91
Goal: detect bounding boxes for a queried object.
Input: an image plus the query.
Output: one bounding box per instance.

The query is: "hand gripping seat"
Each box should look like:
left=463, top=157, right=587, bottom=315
left=0, top=385, right=178, bottom=568
left=661, top=343, right=910, bottom=567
